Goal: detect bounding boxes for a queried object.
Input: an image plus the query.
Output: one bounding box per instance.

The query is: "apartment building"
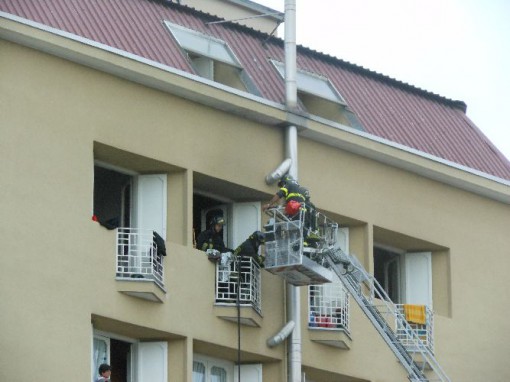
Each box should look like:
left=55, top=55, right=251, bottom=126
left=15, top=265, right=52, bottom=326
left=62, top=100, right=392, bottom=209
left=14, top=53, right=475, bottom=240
left=1, top=1, right=510, bottom=381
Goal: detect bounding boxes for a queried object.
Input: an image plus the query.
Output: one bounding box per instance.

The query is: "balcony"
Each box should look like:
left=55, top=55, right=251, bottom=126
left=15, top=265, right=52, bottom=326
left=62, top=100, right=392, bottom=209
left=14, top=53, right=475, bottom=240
left=213, top=255, right=262, bottom=327
left=115, top=227, right=166, bottom=302
left=395, top=304, right=434, bottom=353
left=308, top=282, right=351, bottom=349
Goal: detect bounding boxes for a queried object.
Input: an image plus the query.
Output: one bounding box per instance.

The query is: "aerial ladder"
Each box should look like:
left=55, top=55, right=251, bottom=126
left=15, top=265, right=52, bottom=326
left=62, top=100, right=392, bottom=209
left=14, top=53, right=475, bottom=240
left=264, top=207, right=451, bottom=382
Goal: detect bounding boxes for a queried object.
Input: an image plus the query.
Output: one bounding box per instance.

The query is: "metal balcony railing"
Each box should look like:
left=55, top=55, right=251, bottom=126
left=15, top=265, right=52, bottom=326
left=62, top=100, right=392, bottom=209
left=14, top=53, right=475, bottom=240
left=395, top=304, right=434, bottom=353
left=309, top=282, right=350, bottom=332
left=116, top=227, right=164, bottom=288
left=215, top=254, right=261, bottom=314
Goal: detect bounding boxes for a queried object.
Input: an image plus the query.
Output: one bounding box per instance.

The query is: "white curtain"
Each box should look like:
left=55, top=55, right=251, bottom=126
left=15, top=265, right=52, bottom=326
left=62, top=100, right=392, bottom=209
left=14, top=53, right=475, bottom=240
left=93, top=338, right=108, bottom=380
left=192, top=361, right=206, bottom=382
left=211, top=366, right=227, bottom=382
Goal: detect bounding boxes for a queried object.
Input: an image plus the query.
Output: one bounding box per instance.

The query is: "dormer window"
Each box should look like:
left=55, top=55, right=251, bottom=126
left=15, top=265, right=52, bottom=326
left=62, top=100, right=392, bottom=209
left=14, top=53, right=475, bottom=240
left=272, top=60, right=362, bottom=130
left=165, top=22, right=254, bottom=93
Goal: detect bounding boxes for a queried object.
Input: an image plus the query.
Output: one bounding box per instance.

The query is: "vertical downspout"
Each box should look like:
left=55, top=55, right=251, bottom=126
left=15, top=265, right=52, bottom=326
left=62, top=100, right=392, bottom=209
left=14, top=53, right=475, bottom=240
left=284, top=1, right=301, bottom=382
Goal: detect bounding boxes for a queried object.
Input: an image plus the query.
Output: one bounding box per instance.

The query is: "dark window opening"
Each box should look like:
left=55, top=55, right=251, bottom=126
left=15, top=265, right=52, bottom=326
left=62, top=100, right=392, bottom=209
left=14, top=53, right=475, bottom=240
left=193, top=194, right=226, bottom=247
left=94, top=165, right=133, bottom=230
left=109, top=338, right=131, bottom=382
left=374, top=247, right=401, bottom=303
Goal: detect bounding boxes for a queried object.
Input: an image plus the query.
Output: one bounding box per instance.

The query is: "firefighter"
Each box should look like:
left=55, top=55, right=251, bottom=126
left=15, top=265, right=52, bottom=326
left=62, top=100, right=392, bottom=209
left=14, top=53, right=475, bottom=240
left=263, top=175, right=306, bottom=217
left=196, top=215, right=230, bottom=254
left=263, top=175, right=319, bottom=245
left=234, top=231, right=266, bottom=267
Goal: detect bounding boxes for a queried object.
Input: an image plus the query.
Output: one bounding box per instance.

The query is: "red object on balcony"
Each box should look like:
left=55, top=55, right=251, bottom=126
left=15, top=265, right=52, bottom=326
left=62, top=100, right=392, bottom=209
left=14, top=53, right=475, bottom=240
left=318, top=315, right=334, bottom=328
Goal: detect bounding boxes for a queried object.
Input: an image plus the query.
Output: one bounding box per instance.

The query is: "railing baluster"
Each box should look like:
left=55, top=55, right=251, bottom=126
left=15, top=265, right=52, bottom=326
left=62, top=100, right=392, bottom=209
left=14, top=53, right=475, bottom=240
left=115, top=227, right=165, bottom=288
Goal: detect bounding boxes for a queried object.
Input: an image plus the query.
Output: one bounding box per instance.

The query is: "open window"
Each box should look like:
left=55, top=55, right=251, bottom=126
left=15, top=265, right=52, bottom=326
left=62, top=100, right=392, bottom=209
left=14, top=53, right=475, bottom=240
left=93, top=162, right=168, bottom=295
left=93, top=165, right=134, bottom=230
left=373, top=246, right=432, bottom=307
left=193, top=181, right=264, bottom=318
left=93, top=163, right=167, bottom=238
left=194, top=194, right=261, bottom=251
left=271, top=60, right=363, bottom=130
left=92, top=330, right=167, bottom=382
left=165, top=22, right=257, bottom=93
left=374, top=246, right=403, bottom=303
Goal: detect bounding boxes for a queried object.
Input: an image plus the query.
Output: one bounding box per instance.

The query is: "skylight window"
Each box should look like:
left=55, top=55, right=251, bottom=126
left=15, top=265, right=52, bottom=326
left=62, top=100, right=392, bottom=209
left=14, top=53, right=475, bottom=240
left=165, top=22, right=257, bottom=93
left=271, top=60, right=363, bottom=130
left=272, top=61, right=346, bottom=105
left=166, top=22, right=241, bottom=67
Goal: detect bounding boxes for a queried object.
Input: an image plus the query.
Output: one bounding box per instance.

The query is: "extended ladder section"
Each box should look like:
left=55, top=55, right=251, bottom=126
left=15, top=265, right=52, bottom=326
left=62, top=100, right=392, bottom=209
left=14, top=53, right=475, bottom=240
left=323, top=247, right=450, bottom=382
left=263, top=207, right=451, bottom=382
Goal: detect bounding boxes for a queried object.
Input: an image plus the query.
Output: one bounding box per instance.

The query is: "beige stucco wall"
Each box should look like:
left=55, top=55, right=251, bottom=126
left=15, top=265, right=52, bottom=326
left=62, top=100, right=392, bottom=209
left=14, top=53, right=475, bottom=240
left=1, top=36, right=510, bottom=382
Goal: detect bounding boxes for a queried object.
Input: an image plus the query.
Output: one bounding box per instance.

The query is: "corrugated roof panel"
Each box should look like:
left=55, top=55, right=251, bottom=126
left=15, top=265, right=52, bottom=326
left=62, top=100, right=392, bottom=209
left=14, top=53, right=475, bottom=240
left=2, top=0, right=510, bottom=180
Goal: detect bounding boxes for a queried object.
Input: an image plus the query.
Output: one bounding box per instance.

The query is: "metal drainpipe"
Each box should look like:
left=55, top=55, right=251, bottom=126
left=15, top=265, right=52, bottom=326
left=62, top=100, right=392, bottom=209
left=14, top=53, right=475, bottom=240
left=284, top=1, right=301, bottom=382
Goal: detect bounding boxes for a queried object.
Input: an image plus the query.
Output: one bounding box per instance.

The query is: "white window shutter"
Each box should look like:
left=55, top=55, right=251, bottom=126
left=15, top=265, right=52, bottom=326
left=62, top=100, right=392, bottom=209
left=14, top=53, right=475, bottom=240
left=230, top=202, right=261, bottom=249
left=137, top=342, right=168, bottom=382
left=404, top=252, right=432, bottom=307
left=136, top=174, right=167, bottom=239
left=234, top=364, right=263, bottom=382
left=337, top=227, right=349, bottom=253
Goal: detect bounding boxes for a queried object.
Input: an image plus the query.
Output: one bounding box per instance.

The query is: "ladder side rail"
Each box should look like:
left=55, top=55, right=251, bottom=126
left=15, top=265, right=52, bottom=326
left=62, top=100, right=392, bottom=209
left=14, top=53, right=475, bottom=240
left=332, top=262, right=426, bottom=381
left=335, top=250, right=436, bottom=362
left=329, top=254, right=450, bottom=381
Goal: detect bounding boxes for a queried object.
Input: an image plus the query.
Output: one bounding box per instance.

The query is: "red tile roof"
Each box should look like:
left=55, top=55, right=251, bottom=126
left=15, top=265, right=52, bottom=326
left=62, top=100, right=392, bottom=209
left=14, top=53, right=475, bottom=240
left=2, top=0, right=510, bottom=180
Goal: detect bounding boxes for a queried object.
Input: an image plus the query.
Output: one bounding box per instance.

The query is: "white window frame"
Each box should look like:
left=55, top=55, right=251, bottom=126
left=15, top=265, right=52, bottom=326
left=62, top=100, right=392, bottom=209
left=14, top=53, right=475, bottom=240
left=92, top=329, right=136, bottom=382
left=91, top=329, right=170, bottom=382
left=193, top=354, right=234, bottom=382
left=374, top=244, right=434, bottom=308
left=271, top=60, right=347, bottom=105
left=165, top=22, right=242, bottom=68
left=92, top=333, right=111, bottom=382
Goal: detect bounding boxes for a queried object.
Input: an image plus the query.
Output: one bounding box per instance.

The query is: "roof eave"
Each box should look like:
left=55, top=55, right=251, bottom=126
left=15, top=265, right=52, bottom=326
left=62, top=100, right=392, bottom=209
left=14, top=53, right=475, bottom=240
left=2, top=12, right=509, bottom=205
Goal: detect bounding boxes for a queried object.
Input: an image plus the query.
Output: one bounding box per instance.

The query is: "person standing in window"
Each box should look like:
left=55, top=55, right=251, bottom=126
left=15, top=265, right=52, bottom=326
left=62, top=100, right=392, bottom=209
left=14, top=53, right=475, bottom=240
left=196, top=216, right=230, bottom=254
left=95, top=364, right=111, bottom=382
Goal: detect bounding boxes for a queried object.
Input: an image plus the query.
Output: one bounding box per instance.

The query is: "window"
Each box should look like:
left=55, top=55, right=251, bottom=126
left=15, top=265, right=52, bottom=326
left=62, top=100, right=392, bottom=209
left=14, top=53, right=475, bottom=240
left=271, top=60, right=363, bottom=129
left=92, top=330, right=167, bottom=382
left=193, top=361, right=206, bottom=382
left=374, top=246, right=432, bottom=307
left=193, top=355, right=233, bottom=382
left=192, top=355, right=262, bottom=382
left=194, top=193, right=262, bottom=311
left=94, top=163, right=168, bottom=288
left=211, top=366, right=227, bottom=382
left=92, top=335, right=110, bottom=381
left=93, top=165, right=134, bottom=230
left=93, top=163, right=167, bottom=237
left=194, top=193, right=261, bottom=250
left=166, top=22, right=256, bottom=92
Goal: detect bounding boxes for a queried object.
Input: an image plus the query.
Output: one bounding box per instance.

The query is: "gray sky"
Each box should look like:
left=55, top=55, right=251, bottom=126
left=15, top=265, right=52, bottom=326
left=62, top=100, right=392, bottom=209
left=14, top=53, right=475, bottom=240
left=255, top=0, right=510, bottom=161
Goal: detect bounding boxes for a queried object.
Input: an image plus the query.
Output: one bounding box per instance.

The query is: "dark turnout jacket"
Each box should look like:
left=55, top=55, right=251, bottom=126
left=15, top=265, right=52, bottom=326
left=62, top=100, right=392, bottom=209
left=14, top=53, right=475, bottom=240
left=196, top=229, right=228, bottom=253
